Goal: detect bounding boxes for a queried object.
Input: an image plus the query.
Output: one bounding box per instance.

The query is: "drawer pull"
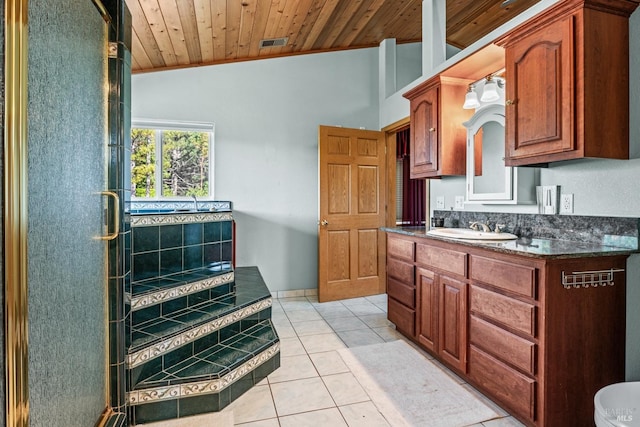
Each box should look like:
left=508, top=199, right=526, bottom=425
left=561, top=268, right=624, bottom=289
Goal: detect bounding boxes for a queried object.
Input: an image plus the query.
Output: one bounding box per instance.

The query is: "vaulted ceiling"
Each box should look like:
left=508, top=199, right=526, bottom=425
left=127, top=0, right=541, bottom=73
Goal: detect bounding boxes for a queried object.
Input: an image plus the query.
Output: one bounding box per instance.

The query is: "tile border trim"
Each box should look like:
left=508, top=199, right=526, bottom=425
left=131, top=211, right=233, bottom=227
left=128, top=272, right=235, bottom=311
left=127, top=342, right=279, bottom=405
left=127, top=297, right=273, bottom=368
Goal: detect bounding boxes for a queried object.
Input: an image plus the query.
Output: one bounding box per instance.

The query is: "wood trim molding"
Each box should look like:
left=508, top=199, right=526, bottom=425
left=382, top=116, right=410, bottom=133
left=4, top=1, right=30, bottom=426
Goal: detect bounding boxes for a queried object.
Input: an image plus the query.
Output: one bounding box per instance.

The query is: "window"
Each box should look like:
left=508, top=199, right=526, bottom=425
left=131, top=120, right=214, bottom=199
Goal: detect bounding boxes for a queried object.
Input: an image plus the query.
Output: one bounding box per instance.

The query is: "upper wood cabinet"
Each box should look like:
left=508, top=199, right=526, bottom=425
left=403, top=76, right=473, bottom=178
left=497, top=0, right=639, bottom=166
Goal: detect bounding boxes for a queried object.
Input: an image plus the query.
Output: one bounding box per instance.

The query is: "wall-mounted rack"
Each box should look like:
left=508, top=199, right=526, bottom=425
left=561, top=268, right=625, bottom=289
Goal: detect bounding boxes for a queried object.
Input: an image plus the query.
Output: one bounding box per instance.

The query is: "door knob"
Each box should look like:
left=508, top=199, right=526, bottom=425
left=321, top=220, right=329, bottom=226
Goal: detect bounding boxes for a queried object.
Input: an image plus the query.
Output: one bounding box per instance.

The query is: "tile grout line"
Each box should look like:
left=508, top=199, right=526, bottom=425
left=278, top=295, right=389, bottom=426
left=231, top=293, right=522, bottom=427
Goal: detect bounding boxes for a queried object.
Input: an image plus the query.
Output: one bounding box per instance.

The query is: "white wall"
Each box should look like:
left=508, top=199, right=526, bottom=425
left=396, top=42, right=422, bottom=90
left=132, top=49, right=379, bottom=292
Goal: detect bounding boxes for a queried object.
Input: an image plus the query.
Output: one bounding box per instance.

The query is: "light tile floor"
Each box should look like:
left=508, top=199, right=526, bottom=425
left=146, top=293, right=525, bottom=427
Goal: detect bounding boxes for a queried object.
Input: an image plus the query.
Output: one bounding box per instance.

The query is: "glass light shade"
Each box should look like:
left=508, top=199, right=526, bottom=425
left=480, top=79, right=500, bottom=102
left=463, top=89, right=480, bottom=109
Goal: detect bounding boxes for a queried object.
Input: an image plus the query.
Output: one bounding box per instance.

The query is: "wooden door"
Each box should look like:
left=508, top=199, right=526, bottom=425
left=409, top=86, right=439, bottom=178
left=439, top=275, right=467, bottom=372
left=505, top=14, right=574, bottom=164
left=318, top=125, right=387, bottom=302
left=417, top=267, right=438, bottom=353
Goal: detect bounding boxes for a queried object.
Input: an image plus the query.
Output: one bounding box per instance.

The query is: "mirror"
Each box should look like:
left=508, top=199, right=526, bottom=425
left=464, top=105, right=513, bottom=203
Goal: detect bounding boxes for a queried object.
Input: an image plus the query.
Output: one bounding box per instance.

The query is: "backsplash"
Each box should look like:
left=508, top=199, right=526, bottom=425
left=433, top=210, right=639, bottom=249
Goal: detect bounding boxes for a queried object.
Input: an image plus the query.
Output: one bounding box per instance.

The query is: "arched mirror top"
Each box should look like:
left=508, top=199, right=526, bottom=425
left=463, top=104, right=505, bottom=134
left=464, top=104, right=512, bottom=203
left=463, top=104, right=538, bottom=205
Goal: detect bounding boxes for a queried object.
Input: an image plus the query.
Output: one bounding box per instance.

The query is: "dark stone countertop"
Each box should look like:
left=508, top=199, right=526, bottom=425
left=382, top=226, right=639, bottom=259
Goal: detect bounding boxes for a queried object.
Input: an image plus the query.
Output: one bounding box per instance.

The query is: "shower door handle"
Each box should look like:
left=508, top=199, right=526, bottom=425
left=99, top=191, right=120, bottom=240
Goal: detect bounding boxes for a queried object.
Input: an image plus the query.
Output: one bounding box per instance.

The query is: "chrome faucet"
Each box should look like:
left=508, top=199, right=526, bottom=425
left=191, top=195, right=198, bottom=211
left=469, top=221, right=491, bottom=232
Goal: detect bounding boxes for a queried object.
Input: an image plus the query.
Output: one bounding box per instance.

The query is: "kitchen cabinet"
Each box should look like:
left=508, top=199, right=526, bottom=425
left=403, top=76, right=473, bottom=178
left=385, top=231, right=629, bottom=426
left=497, top=0, right=639, bottom=166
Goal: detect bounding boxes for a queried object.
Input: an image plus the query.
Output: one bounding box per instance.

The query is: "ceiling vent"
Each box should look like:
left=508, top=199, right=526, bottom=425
left=259, top=37, right=288, bottom=49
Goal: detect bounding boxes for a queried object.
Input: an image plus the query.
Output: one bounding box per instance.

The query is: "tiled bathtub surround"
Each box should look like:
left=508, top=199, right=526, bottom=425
left=127, top=268, right=279, bottom=424
left=128, top=210, right=280, bottom=424
left=433, top=210, right=639, bottom=249
left=132, top=215, right=233, bottom=282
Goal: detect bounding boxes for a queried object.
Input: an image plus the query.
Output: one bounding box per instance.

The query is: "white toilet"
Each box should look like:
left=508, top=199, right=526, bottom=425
left=594, top=382, right=640, bottom=426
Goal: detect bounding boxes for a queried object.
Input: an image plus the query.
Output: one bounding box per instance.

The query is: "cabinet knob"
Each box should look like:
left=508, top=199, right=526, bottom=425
left=505, top=99, right=515, bottom=106
left=321, top=220, right=329, bottom=226
left=429, top=127, right=436, bottom=132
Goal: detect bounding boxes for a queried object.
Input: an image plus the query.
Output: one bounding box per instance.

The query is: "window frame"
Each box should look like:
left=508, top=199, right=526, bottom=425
left=131, top=119, right=215, bottom=200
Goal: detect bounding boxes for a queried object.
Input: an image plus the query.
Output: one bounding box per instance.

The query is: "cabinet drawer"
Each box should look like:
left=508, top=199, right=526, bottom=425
left=387, top=258, right=414, bottom=285
left=388, top=236, right=415, bottom=262
left=416, top=244, right=466, bottom=277
left=387, top=277, right=415, bottom=309
left=470, top=256, right=536, bottom=298
left=388, top=297, right=415, bottom=336
left=470, top=315, right=536, bottom=376
left=469, top=345, right=536, bottom=422
left=470, top=286, right=536, bottom=337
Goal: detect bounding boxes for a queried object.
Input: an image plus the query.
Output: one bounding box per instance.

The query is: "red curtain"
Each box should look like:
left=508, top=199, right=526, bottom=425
left=397, top=129, right=425, bottom=226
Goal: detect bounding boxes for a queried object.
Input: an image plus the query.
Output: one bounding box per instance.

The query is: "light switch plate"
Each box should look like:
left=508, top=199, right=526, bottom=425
left=436, top=196, right=445, bottom=209
left=538, top=185, right=559, bottom=214
left=455, top=196, right=465, bottom=209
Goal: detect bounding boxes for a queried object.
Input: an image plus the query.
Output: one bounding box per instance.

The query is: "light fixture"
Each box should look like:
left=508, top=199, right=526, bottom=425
left=463, top=85, right=480, bottom=109
left=480, top=75, right=500, bottom=103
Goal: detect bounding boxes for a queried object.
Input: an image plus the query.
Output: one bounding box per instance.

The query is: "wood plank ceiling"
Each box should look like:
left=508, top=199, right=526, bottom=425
left=127, top=0, right=541, bottom=73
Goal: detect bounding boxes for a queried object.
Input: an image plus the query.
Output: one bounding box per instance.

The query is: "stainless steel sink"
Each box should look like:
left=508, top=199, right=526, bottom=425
left=426, top=228, right=518, bottom=240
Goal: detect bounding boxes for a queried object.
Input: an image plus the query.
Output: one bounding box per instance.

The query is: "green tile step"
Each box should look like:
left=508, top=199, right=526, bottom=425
left=127, top=319, right=280, bottom=425
left=127, top=267, right=273, bottom=370
left=128, top=264, right=234, bottom=312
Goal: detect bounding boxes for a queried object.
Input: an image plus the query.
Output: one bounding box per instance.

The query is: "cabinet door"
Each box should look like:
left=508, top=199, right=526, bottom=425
left=417, top=268, right=438, bottom=353
left=388, top=297, right=415, bottom=337
left=439, top=275, right=467, bottom=372
left=505, top=14, right=574, bottom=165
left=410, top=86, right=439, bottom=178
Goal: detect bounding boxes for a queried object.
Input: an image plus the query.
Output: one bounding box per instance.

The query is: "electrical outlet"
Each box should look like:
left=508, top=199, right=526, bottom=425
left=436, top=196, right=445, bottom=209
left=455, top=196, right=465, bottom=209
left=560, top=193, right=574, bottom=214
